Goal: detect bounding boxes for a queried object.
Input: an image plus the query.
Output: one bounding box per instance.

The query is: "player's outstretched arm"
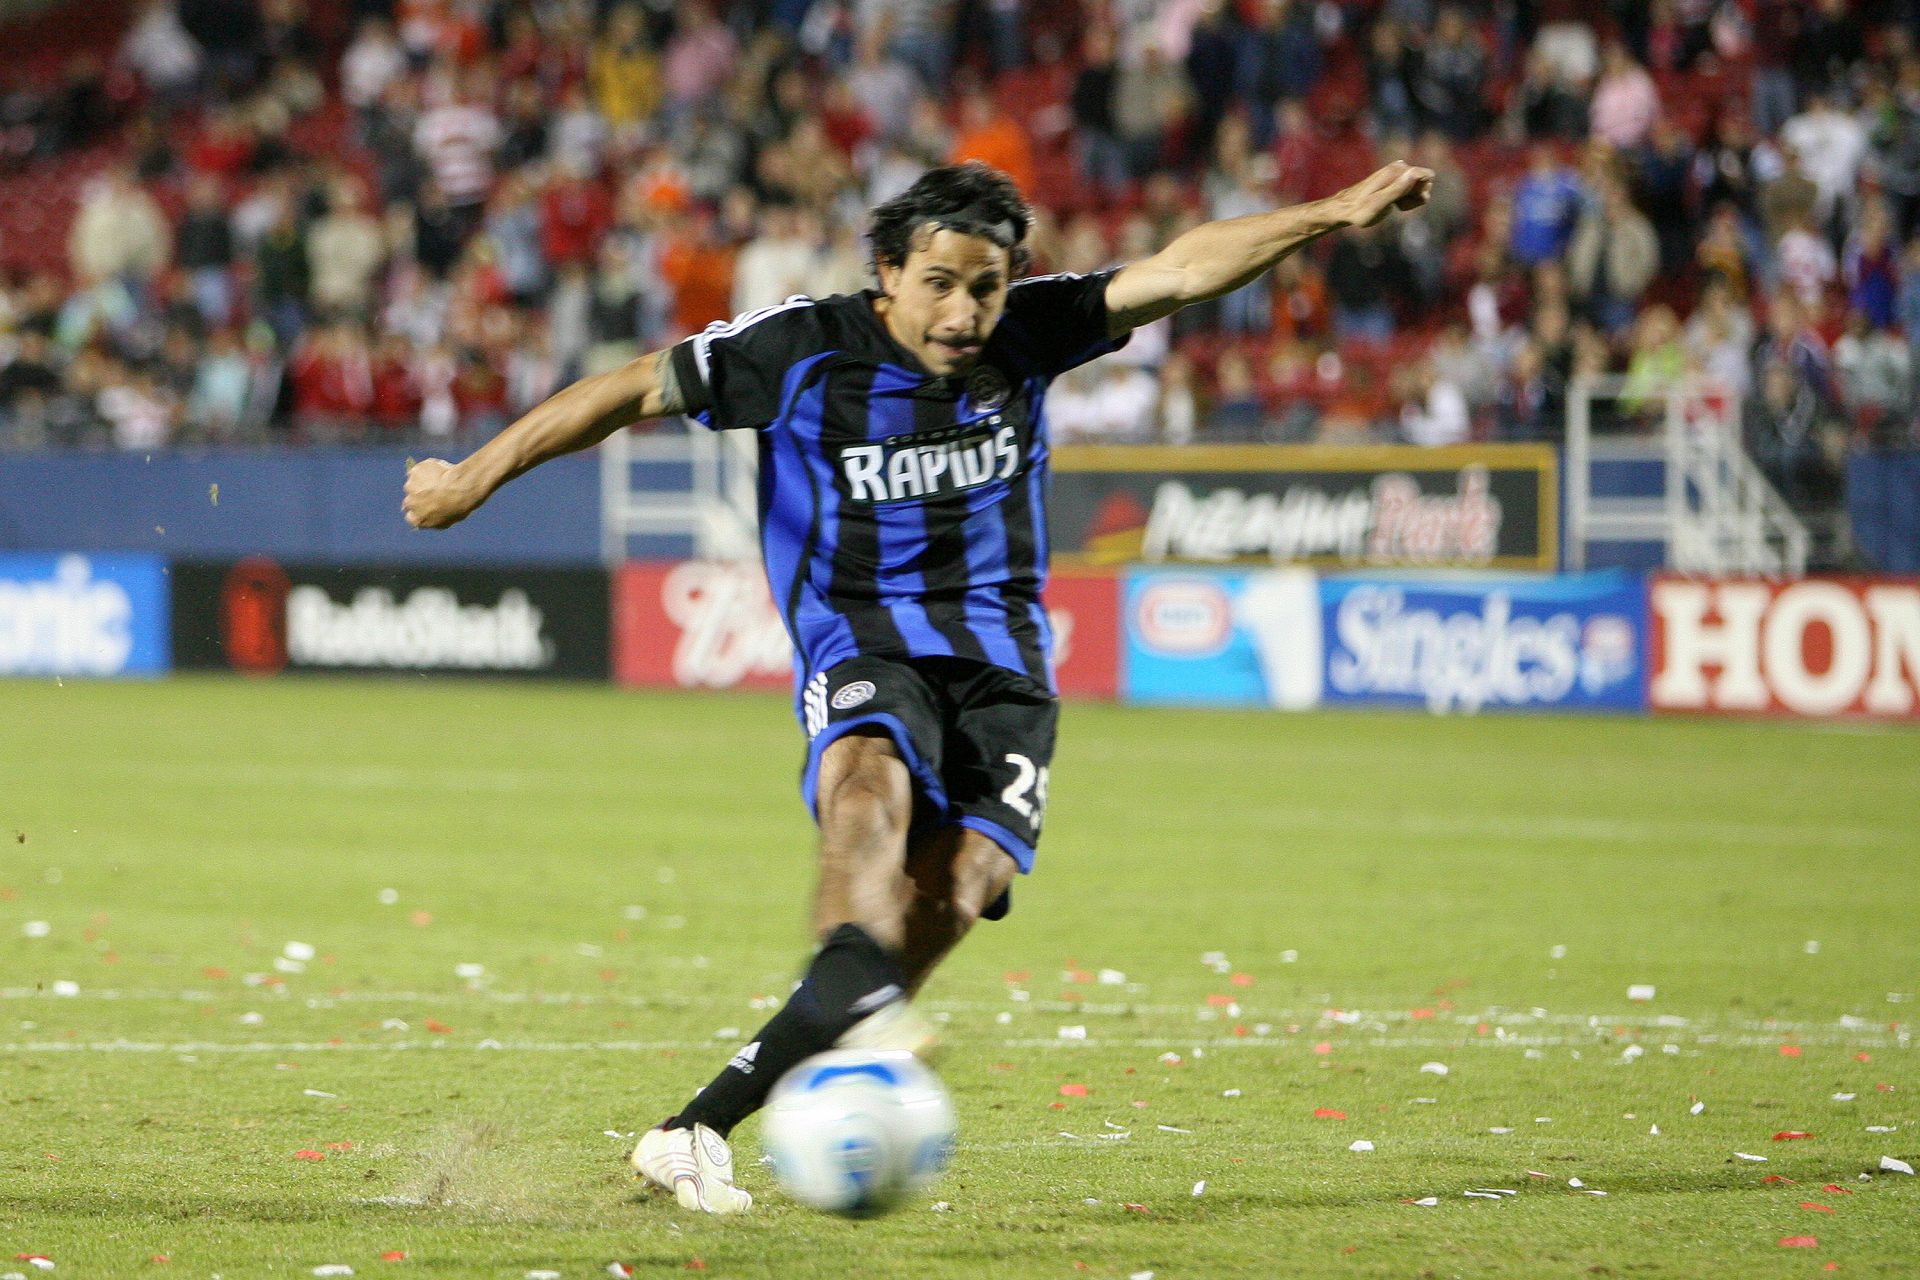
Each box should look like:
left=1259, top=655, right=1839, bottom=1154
left=1102, top=160, right=1435, bottom=337
left=403, top=347, right=689, bottom=529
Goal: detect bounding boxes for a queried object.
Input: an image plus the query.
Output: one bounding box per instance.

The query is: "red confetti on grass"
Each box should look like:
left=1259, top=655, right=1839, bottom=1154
left=1875, top=1082, right=1893, bottom=1091
left=1048, top=1101, right=1067, bottom=1110
left=1003, top=971, right=1029, bottom=983
left=150, top=1256, right=169, bottom=1265
left=1409, top=1008, right=1436, bottom=1020
left=1314, top=1108, right=1347, bottom=1119
left=1778, top=1236, right=1819, bottom=1248
left=1761, top=1175, right=1797, bottom=1185
left=1059, top=1083, right=1088, bottom=1097
left=1799, top=1203, right=1835, bottom=1213
left=1312, top=1042, right=1333, bottom=1055
left=410, top=911, right=432, bottom=927
left=202, top=967, right=228, bottom=980
left=685, top=1260, right=707, bottom=1272
left=1821, top=1184, right=1853, bottom=1195
left=328, top=1142, right=354, bottom=1151
left=1779, top=1045, right=1803, bottom=1057
left=1121, top=1203, right=1149, bottom=1213
left=294, top=1150, right=325, bottom=1161
left=1825, top=1263, right=1840, bottom=1272
left=1205, top=994, right=1234, bottom=1007
left=381, top=1251, right=407, bottom=1260
left=424, top=1020, right=452, bottom=1034
left=1229, top=973, right=1253, bottom=987
left=1856, top=1052, right=1872, bottom=1062
left=1773, top=1131, right=1815, bottom=1140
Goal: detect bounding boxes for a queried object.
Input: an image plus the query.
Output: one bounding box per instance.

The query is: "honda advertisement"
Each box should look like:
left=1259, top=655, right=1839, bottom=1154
left=1650, top=576, right=1920, bottom=718
left=1050, top=444, right=1559, bottom=571
left=1123, top=568, right=1647, bottom=714
left=0, top=552, right=170, bottom=677
left=171, top=559, right=610, bottom=678
left=613, top=560, right=1122, bottom=698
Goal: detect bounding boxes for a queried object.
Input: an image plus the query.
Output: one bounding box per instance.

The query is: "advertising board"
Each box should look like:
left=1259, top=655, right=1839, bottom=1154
left=1650, top=576, right=1920, bottom=717
left=171, top=559, right=610, bottom=678
left=612, top=561, right=1121, bottom=698
left=0, top=553, right=169, bottom=677
left=1051, top=444, right=1559, bottom=571
left=1123, top=568, right=1647, bottom=713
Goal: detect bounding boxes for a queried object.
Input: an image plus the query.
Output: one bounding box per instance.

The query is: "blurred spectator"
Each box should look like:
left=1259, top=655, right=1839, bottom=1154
left=1049, top=355, right=1158, bottom=443
left=1397, top=355, right=1470, bottom=446
left=1636, top=118, right=1696, bottom=274
left=1782, top=89, right=1866, bottom=238
left=118, top=0, right=203, bottom=108
left=69, top=167, right=171, bottom=289
left=1589, top=41, right=1658, bottom=151
left=341, top=17, right=407, bottom=125
left=413, top=68, right=500, bottom=227
left=1622, top=303, right=1686, bottom=413
left=1496, top=337, right=1561, bottom=441
left=1113, top=38, right=1191, bottom=180
left=1201, top=347, right=1265, bottom=441
left=1777, top=213, right=1838, bottom=307
left=175, top=172, right=236, bottom=329
left=1685, top=276, right=1757, bottom=396
left=664, top=0, right=740, bottom=124
left=98, top=365, right=176, bottom=450
left=1834, top=308, right=1911, bottom=437
left=847, top=27, right=918, bottom=145
left=1236, top=0, right=1320, bottom=148
left=253, top=192, right=309, bottom=346
left=591, top=4, right=663, bottom=139
left=1365, top=19, right=1419, bottom=140
left=1568, top=174, right=1658, bottom=333
left=1511, top=143, right=1584, bottom=267
left=947, top=83, right=1034, bottom=198
left=1843, top=200, right=1900, bottom=330
left=1414, top=5, right=1489, bottom=141
left=1749, top=0, right=1800, bottom=138
left=308, top=178, right=387, bottom=319
left=1326, top=222, right=1414, bottom=343
left=185, top=326, right=255, bottom=442
left=733, top=200, right=819, bottom=314
left=1158, top=349, right=1196, bottom=444
left=1795, top=0, right=1864, bottom=103
left=1695, top=202, right=1754, bottom=300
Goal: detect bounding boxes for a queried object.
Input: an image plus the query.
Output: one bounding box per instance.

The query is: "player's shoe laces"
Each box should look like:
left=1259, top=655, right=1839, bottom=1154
left=835, top=998, right=942, bottom=1061
left=629, top=1123, right=753, bottom=1215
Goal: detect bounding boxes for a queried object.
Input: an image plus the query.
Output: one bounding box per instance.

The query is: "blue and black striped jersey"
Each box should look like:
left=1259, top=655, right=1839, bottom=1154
left=668, top=269, right=1127, bottom=693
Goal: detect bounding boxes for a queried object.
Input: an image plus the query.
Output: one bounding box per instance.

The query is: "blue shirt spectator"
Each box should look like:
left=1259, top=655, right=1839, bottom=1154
left=1511, top=145, right=1584, bottom=266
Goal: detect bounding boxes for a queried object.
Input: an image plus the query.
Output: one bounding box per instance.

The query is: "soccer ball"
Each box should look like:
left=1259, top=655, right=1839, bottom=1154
left=760, top=1049, right=956, bottom=1216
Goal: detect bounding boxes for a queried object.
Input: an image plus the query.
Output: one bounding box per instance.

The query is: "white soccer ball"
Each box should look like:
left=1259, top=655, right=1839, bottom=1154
left=760, top=1049, right=956, bottom=1216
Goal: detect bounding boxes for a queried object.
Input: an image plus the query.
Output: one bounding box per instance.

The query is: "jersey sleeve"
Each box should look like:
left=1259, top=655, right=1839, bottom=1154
left=668, top=297, right=820, bottom=431
left=998, top=269, right=1130, bottom=379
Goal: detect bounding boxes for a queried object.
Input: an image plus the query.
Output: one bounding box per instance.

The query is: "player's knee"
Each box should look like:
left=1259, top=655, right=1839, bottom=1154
left=819, top=737, right=911, bottom=843
left=948, top=841, right=1016, bottom=925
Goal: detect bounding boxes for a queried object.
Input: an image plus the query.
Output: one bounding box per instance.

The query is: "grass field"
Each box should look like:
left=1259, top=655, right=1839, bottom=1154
left=1, top=676, right=1916, bottom=1279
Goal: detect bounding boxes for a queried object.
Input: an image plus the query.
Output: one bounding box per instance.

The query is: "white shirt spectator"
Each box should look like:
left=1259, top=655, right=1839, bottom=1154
left=1777, top=226, right=1838, bottom=306
left=1049, top=357, right=1159, bottom=443
left=119, top=0, right=201, bottom=95
left=1781, top=102, right=1867, bottom=221
left=1400, top=376, right=1470, bottom=446
left=732, top=236, right=819, bottom=315
left=341, top=24, right=407, bottom=111
left=414, top=102, right=502, bottom=206
left=1533, top=21, right=1598, bottom=85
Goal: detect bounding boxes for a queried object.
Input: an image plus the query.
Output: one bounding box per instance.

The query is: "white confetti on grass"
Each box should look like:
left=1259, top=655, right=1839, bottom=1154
left=1881, top=1156, right=1915, bottom=1175
left=1156, top=1125, right=1191, bottom=1134
left=1349, top=1140, right=1374, bottom=1152
left=455, top=963, right=486, bottom=980
left=284, top=942, right=316, bottom=963
left=50, top=981, right=78, bottom=998
left=1628, top=985, right=1656, bottom=1002
left=1866, top=1125, right=1898, bottom=1133
left=1191, top=1180, right=1206, bottom=1196
left=1410, top=1197, right=1438, bottom=1206
left=1419, top=1062, right=1449, bottom=1075
left=1734, top=1152, right=1769, bottom=1162
left=22, top=922, right=49, bottom=939
left=312, top=1268, right=353, bottom=1277
left=1489, top=1127, right=1514, bottom=1134
left=526, top=1272, right=561, bottom=1280
left=303, top=1089, right=336, bottom=1099
left=1691, top=1101, right=1706, bottom=1115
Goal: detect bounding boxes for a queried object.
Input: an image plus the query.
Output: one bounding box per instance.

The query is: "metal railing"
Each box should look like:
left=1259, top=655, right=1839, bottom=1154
left=1566, top=375, right=1808, bottom=575
left=598, top=422, right=760, bottom=565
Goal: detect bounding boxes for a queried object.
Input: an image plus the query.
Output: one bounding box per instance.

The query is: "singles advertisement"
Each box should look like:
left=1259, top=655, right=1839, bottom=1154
left=1051, top=444, right=1558, bottom=571
left=1124, top=568, right=1647, bottom=713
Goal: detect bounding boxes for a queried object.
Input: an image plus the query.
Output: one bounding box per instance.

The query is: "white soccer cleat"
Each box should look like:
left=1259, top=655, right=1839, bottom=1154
left=629, top=1123, right=753, bottom=1215
left=836, top=998, right=942, bottom=1061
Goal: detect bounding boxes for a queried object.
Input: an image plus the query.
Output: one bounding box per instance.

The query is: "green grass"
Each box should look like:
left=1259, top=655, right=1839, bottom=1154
left=1, top=675, right=1916, bottom=1278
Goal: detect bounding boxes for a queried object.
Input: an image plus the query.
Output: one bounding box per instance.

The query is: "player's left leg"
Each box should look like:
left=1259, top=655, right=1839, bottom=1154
left=896, top=825, right=1018, bottom=994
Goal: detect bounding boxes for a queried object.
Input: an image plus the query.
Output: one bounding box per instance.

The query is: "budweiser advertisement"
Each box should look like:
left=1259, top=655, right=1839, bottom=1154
left=1050, top=443, right=1559, bottom=571
left=613, top=560, right=1121, bottom=698
left=1651, top=576, right=1920, bottom=717
left=171, top=559, right=611, bottom=678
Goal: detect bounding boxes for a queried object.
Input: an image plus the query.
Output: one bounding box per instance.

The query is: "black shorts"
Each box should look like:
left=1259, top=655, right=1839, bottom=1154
left=798, top=655, right=1059, bottom=916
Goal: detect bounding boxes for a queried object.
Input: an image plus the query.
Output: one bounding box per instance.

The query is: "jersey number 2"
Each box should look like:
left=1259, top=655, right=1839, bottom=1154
left=1001, top=753, right=1049, bottom=832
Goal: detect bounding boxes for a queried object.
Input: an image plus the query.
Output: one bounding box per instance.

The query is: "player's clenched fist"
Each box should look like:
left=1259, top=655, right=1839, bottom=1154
left=403, top=457, right=483, bottom=529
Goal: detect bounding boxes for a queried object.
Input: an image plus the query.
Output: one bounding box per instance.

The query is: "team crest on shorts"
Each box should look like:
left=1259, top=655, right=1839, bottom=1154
left=831, top=680, right=877, bottom=710
left=965, top=365, right=1009, bottom=412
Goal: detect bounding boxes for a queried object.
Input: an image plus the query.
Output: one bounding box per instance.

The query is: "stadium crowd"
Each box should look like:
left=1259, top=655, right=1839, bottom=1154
left=2, top=0, right=1919, bottom=553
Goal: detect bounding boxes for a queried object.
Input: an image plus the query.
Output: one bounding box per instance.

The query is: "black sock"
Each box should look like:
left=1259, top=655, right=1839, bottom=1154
left=669, top=924, right=906, bottom=1138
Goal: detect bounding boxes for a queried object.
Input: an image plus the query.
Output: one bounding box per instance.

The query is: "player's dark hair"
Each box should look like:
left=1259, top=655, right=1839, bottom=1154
left=868, top=162, right=1033, bottom=279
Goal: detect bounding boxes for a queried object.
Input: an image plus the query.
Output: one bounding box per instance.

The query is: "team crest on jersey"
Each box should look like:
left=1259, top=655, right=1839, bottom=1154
left=831, top=680, right=877, bottom=710
left=966, top=364, right=1010, bottom=412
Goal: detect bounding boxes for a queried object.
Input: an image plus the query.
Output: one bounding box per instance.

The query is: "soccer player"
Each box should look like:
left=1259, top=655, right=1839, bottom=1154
left=402, top=159, right=1432, bottom=1213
